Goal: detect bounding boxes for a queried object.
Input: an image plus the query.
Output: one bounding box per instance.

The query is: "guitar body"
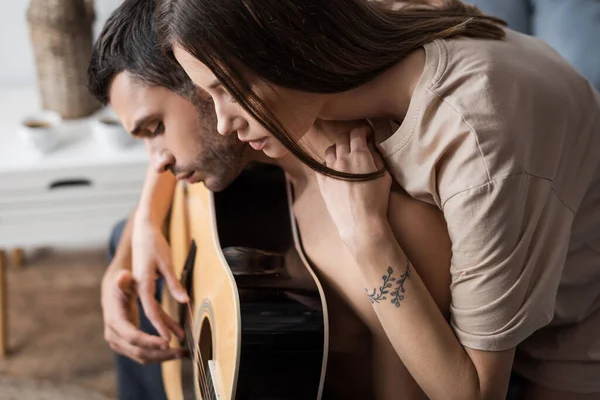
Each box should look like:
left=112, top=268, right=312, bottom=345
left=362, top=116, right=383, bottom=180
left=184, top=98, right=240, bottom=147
left=161, top=164, right=329, bottom=399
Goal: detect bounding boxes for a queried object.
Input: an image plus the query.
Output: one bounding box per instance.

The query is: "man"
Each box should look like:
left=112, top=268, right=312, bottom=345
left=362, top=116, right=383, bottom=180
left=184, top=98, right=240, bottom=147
left=88, top=0, right=452, bottom=399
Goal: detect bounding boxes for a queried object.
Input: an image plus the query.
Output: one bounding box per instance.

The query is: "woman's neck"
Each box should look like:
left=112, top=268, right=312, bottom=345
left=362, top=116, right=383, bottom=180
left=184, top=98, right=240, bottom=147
left=300, top=45, right=426, bottom=158
left=318, top=47, right=426, bottom=132
left=261, top=49, right=426, bottom=177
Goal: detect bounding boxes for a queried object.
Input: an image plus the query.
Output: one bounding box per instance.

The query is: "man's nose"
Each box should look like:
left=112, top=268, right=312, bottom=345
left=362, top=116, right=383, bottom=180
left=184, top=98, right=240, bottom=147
left=150, top=150, right=175, bottom=173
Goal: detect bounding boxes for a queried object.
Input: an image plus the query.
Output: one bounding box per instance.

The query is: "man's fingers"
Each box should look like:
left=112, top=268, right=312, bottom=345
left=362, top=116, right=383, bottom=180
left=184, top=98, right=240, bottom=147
left=115, top=269, right=136, bottom=297
left=108, top=334, right=185, bottom=365
left=157, top=306, right=185, bottom=341
left=155, top=238, right=189, bottom=304
left=138, top=287, right=185, bottom=342
left=105, top=300, right=187, bottom=364
left=138, top=287, right=171, bottom=341
left=158, top=259, right=189, bottom=304
left=111, top=317, right=168, bottom=350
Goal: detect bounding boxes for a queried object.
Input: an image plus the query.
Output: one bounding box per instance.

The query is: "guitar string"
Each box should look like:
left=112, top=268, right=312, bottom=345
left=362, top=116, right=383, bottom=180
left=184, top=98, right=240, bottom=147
left=186, top=303, right=211, bottom=398
left=184, top=315, right=208, bottom=399
left=187, top=305, right=210, bottom=398
left=184, top=325, right=210, bottom=398
left=185, top=302, right=212, bottom=398
left=182, top=318, right=209, bottom=398
left=179, top=265, right=210, bottom=397
left=183, top=318, right=210, bottom=398
left=178, top=297, right=208, bottom=397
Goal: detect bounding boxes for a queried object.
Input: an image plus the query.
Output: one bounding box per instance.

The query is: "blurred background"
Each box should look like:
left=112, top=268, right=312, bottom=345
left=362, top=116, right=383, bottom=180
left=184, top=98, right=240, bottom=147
left=0, top=1, right=142, bottom=399
left=0, top=1, right=597, bottom=399
left=0, top=0, right=121, bottom=88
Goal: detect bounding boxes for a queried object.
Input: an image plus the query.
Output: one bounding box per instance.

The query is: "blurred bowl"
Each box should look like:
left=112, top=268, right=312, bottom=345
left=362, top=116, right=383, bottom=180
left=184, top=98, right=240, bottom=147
left=92, top=114, right=135, bottom=150
left=18, top=110, right=63, bottom=154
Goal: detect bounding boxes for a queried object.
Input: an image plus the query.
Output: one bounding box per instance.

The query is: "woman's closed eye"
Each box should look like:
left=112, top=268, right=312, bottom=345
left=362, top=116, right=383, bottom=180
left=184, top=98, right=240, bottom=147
left=221, top=88, right=237, bottom=104
left=226, top=93, right=238, bottom=104
left=212, top=84, right=237, bottom=104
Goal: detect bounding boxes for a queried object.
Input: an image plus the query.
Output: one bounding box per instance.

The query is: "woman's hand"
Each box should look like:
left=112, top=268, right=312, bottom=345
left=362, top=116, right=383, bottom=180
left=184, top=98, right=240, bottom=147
left=131, top=214, right=188, bottom=342
left=316, top=125, right=392, bottom=253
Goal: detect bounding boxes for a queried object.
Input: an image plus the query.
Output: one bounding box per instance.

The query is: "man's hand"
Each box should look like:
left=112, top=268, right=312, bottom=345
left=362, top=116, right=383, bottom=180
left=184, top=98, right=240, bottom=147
left=101, top=266, right=186, bottom=364
left=102, top=167, right=184, bottom=364
left=131, top=216, right=189, bottom=342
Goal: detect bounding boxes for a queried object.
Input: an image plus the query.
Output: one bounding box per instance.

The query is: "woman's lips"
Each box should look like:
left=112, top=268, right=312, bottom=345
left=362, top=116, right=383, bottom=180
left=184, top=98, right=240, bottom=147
left=249, top=137, right=267, bottom=150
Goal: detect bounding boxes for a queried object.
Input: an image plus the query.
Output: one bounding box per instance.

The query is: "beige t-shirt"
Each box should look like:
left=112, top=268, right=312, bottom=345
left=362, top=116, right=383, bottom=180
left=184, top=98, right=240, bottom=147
left=375, top=29, right=600, bottom=392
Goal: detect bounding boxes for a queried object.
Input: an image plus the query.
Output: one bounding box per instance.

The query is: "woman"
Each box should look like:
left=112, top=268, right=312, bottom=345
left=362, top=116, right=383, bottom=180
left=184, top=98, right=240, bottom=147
left=156, top=0, right=600, bottom=399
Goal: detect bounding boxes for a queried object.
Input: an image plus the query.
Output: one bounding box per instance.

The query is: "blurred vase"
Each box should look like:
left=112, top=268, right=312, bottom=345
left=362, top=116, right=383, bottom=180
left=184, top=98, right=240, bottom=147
left=26, top=0, right=100, bottom=120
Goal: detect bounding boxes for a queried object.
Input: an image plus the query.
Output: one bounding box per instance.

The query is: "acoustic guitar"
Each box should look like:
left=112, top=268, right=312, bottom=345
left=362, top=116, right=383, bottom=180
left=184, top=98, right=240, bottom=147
left=160, top=164, right=329, bottom=399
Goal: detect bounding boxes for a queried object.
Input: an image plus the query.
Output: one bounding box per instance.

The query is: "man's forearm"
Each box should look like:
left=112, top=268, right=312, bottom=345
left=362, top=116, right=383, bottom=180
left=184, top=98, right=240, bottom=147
left=103, top=208, right=136, bottom=291
left=136, top=166, right=177, bottom=227
left=105, top=167, right=176, bottom=276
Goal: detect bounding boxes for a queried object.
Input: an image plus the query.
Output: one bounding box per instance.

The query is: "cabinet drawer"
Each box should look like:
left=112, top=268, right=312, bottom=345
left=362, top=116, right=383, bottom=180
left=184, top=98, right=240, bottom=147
left=0, top=163, right=147, bottom=247
left=0, top=163, right=147, bottom=194
left=0, top=189, right=140, bottom=221
left=0, top=183, right=143, bottom=210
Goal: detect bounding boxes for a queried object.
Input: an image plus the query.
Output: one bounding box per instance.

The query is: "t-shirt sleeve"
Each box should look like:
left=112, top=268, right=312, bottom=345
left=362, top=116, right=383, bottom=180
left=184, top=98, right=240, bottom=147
left=442, top=172, right=573, bottom=351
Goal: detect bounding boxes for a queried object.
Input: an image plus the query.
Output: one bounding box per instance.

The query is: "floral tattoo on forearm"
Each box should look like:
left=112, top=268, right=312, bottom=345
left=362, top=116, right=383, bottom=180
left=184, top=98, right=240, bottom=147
left=365, top=255, right=410, bottom=308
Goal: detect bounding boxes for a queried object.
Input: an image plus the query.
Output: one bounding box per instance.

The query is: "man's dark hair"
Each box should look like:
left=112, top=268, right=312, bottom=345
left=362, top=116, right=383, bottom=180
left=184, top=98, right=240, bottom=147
left=87, top=0, right=194, bottom=104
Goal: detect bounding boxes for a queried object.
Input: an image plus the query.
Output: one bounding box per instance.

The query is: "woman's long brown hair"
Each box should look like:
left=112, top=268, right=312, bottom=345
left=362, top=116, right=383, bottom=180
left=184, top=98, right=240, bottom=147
left=157, top=0, right=506, bottom=180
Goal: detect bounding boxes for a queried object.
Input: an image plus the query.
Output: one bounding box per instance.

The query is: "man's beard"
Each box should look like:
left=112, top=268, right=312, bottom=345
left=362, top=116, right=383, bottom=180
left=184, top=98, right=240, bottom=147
left=187, top=97, right=250, bottom=190
left=192, top=130, right=249, bottom=191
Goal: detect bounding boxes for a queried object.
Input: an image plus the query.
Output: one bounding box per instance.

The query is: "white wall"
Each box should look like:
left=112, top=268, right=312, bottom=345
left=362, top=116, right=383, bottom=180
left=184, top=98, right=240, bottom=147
left=0, top=0, right=123, bottom=87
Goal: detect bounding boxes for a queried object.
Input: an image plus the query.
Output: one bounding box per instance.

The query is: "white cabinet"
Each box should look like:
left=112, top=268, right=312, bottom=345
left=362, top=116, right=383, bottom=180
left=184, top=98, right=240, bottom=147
left=0, top=87, right=148, bottom=249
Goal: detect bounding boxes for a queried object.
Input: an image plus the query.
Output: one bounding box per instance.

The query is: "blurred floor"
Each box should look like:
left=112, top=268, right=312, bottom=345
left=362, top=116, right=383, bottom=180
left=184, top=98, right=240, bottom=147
left=0, top=247, right=116, bottom=399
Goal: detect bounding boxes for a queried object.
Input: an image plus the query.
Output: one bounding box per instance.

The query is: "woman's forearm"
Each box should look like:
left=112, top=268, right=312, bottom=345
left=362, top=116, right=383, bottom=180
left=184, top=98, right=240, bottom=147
left=351, top=222, right=484, bottom=400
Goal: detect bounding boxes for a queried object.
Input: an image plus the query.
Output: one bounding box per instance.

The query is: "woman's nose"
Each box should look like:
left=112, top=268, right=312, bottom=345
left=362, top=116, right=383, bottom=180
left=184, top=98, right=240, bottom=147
left=215, top=100, right=247, bottom=136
